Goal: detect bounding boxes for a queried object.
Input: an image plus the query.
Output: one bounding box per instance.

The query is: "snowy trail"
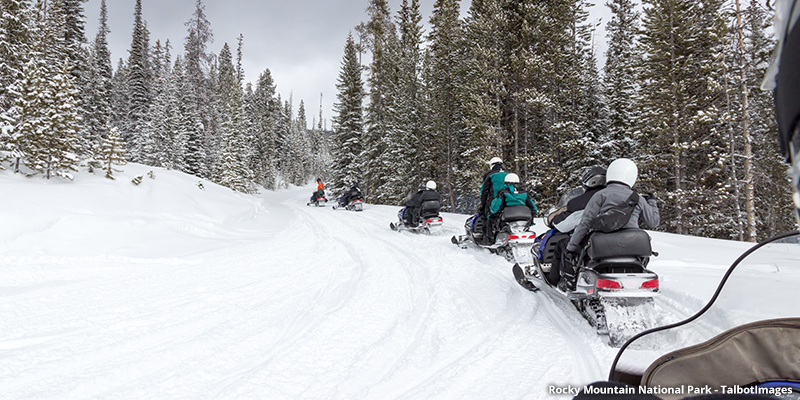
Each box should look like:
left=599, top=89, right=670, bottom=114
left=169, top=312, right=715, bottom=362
left=1, top=169, right=753, bottom=400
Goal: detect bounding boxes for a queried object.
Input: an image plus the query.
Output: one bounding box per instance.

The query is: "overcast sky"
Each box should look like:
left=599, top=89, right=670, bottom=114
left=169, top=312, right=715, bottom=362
left=83, top=0, right=612, bottom=130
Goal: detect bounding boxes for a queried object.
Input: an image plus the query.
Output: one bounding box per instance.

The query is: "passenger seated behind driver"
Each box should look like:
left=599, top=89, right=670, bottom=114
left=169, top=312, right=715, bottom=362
left=403, top=181, right=442, bottom=226
left=488, top=173, right=537, bottom=239
left=561, top=158, right=660, bottom=288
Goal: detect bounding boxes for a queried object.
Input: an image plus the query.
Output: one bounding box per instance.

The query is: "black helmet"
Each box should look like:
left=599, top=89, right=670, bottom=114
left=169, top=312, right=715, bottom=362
left=316, top=178, right=321, bottom=183
left=582, top=165, right=607, bottom=189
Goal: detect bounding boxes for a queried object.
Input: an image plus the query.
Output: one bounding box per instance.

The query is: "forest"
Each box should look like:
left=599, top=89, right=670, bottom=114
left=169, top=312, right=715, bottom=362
left=0, top=0, right=793, bottom=241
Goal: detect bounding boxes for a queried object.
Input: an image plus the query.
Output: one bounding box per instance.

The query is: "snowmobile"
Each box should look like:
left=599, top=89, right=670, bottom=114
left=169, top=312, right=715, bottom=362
left=451, top=206, right=537, bottom=270
left=332, top=196, right=364, bottom=211
left=598, top=231, right=800, bottom=398
left=513, top=228, right=660, bottom=346
left=390, top=200, right=443, bottom=234
left=307, top=195, right=328, bottom=207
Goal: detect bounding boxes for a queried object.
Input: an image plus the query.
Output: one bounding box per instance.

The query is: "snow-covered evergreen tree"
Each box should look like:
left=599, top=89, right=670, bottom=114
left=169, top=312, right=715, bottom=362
left=361, top=0, right=398, bottom=203
left=246, top=69, right=278, bottom=189
left=212, top=42, right=255, bottom=193
left=0, top=0, right=34, bottom=114
left=31, top=58, right=80, bottom=180
left=425, top=0, right=464, bottom=209
left=183, top=0, right=214, bottom=177
left=102, top=125, right=125, bottom=179
left=638, top=0, right=730, bottom=236
left=124, top=0, right=151, bottom=162
left=331, top=33, right=364, bottom=195
left=603, top=0, right=641, bottom=162
left=81, top=0, right=113, bottom=159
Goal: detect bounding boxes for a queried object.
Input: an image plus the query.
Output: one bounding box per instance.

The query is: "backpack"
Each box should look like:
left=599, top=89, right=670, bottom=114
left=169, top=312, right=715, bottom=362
left=589, top=192, right=639, bottom=233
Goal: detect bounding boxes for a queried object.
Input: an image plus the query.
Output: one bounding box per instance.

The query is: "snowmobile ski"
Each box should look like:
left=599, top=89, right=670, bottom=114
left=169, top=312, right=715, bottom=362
left=512, top=263, right=539, bottom=292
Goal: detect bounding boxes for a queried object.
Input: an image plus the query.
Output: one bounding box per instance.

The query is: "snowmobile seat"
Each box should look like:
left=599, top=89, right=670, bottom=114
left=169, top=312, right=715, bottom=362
left=501, top=205, right=532, bottom=223
left=586, top=229, right=652, bottom=260
left=419, top=200, right=441, bottom=218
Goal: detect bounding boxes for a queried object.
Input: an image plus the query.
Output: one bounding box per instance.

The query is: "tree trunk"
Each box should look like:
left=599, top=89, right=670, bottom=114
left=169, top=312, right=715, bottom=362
left=736, top=0, right=757, bottom=242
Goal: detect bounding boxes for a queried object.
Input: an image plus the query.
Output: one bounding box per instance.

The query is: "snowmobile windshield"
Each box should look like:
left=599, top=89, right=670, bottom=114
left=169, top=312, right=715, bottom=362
left=610, top=232, right=800, bottom=385
left=557, top=187, right=585, bottom=208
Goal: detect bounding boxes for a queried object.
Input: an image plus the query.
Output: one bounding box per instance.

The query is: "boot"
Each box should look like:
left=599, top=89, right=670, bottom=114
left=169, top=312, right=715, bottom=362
left=558, top=272, right=576, bottom=292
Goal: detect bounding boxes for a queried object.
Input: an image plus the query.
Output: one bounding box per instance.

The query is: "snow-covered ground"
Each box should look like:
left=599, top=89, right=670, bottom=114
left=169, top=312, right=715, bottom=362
left=0, top=165, right=760, bottom=399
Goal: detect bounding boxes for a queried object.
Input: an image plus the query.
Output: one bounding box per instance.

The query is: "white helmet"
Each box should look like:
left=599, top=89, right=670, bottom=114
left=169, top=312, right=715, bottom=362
left=504, top=173, right=520, bottom=184
left=606, top=158, right=638, bottom=187
left=488, top=157, right=503, bottom=166
left=426, top=180, right=436, bottom=190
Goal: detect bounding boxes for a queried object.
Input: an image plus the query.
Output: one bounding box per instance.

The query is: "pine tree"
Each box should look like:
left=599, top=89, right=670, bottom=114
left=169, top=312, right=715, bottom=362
left=184, top=0, right=214, bottom=177
left=124, top=0, right=151, bottom=162
left=32, top=58, right=80, bottom=180
left=81, top=0, right=112, bottom=160
left=459, top=0, right=504, bottom=210
left=638, top=0, right=730, bottom=236
left=738, top=0, right=793, bottom=238
left=213, top=42, right=255, bottom=193
left=102, top=125, right=126, bottom=179
left=247, top=69, right=278, bottom=189
left=110, top=58, right=128, bottom=138
left=603, top=0, right=641, bottom=160
left=0, top=0, right=34, bottom=114
left=425, top=0, right=464, bottom=209
left=170, top=55, right=193, bottom=172
left=391, top=0, right=425, bottom=196
left=362, top=0, right=398, bottom=203
left=331, top=32, right=364, bottom=194
left=4, top=58, right=46, bottom=174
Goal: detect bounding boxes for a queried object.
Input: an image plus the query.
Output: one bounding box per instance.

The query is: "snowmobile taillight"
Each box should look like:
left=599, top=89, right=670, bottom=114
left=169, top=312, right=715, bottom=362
left=508, top=233, right=535, bottom=240
left=596, top=279, right=623, bottom=290
left=640, top=279, right=659, bottom=290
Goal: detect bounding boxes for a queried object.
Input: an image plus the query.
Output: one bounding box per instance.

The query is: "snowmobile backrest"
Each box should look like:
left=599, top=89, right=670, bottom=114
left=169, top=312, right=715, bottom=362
left=420, top=200, right=441, bottom=218
left=641, top=319, right=800, bottom=397
left=501, top=205, right=532, bottom=223
left=586, top=229, right=652, bottom=260
left=540, top=231, right=570, bottom=264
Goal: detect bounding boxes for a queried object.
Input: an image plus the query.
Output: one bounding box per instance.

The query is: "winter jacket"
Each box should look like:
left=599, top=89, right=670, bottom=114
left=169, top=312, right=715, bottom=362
left=489, top=184, right=538, bottom=217
left=566, top=182, right=660, bottom=253
left=479, top=164, right=508, bottom=213
left=551, top=186, right=603, bottom=233
left=317, top=181, right=325, bottom=194
left=412, top=189, right=442, bottom=209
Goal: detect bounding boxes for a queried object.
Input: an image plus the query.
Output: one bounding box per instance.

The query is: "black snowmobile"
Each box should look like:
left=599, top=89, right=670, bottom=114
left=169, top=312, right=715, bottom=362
left=307, top=193, right=328, bottom=207
left=452, top=206, right=537, bottom=270
left=515, top=228, right=660, bottom=345
left=332, top=189, right=364, bottom=211
left=594, top=232, right=800, bottom=398
left=390, top=200, right=443, bottom=234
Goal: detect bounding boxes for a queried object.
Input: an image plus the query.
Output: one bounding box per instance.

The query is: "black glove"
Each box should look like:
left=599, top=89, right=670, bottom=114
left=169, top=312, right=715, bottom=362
left=642, top=192, right=656, bottom=202
left=565, top=250, right=579, bottom=266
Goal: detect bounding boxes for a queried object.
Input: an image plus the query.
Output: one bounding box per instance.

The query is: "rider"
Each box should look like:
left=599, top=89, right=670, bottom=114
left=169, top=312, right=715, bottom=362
left=487, top=173, right=537, bottom=240
left=339, top=183, right=363, bottom=207
left=402, top=181, right=442, bottom=227
left=477, top=157, right=508, bottom=243
left=310, top=178, right=325, bottom=203
left=560, top=158, right=660, bottom=291
left=547, top=165, right=607, bottom=285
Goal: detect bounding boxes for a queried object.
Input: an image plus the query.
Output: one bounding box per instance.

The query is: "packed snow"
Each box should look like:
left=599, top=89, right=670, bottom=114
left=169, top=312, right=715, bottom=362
left=0, top=165, right=761, bottom=399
